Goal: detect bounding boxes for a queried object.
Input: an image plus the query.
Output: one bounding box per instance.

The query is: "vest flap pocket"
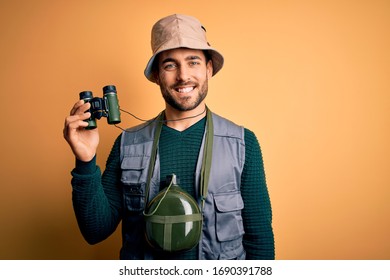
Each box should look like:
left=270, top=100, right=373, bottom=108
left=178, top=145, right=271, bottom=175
left=121, top=156, right=149, bottom=170
left=214, top=191, right=245, bottom=242
left=121, top=156, right=149, bottom=184
left=214, top=191, right=244, bottom=212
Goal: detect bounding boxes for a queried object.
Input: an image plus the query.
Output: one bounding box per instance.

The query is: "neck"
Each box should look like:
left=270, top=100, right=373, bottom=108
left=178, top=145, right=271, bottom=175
left=164, top=104, right=207, bottom=131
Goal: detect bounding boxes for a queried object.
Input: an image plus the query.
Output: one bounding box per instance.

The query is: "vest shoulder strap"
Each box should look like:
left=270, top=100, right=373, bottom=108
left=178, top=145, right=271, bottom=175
left=212, top=113, right=244, bottom=140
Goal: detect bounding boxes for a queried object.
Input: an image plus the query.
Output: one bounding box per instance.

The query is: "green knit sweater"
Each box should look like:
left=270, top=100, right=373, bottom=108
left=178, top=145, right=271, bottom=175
left=71, top=117, right=274, bottom=259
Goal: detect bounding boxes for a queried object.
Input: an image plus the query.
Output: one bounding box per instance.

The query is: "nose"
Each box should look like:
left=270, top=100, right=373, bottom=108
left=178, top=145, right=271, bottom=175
left=176, top=65, right=191, bottom=82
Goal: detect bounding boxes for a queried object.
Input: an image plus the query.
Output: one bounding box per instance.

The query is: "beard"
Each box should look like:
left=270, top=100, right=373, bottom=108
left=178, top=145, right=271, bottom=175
left=160, top=79, right=208, bottom=112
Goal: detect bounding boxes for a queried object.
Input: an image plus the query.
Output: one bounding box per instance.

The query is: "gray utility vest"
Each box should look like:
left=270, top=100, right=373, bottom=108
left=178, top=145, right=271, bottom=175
left=119, top=112, right=246, bottom=260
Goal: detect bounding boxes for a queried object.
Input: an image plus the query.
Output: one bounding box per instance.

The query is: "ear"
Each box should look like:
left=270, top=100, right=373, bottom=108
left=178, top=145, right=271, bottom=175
left=206, top=60, right=213, bottom=79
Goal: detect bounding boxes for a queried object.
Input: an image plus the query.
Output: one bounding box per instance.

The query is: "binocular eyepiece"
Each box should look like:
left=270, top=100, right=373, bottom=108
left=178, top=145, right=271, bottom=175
left=79, top=85, right=121, bottom=130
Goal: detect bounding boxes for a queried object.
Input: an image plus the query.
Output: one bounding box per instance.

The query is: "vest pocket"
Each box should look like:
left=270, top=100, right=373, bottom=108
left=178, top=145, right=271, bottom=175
left=121, top=155, right=149, bottom=183
left=214, top=191, right=245, bottom=242
left=123, top=184, right=145, bottom=212
left=121, top=155, right=149, bottom=212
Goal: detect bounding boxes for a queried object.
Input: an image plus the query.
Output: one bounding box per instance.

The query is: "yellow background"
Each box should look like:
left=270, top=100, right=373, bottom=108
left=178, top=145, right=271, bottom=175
left=0, top=0, right=389, bottom=259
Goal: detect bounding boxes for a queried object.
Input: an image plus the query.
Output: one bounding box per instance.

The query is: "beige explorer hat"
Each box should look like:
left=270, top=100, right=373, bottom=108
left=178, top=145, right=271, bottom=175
left=144, top=14, right=224, bottom=83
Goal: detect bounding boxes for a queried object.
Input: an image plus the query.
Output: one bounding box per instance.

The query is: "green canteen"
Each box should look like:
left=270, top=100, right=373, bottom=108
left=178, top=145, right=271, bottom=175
left=144, top=175, right=202, bottom=252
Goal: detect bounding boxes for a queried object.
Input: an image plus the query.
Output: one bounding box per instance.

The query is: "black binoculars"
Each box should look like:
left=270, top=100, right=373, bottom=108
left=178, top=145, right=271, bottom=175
left=79, top=85, right=121, bottom=129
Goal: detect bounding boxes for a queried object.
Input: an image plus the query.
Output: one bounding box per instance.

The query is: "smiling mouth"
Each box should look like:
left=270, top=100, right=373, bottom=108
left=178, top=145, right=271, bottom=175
left=175, top=86, right=195, bottom=93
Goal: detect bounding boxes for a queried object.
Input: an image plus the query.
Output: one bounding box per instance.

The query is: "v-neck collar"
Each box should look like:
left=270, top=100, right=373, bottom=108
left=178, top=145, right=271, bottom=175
left=162, top=116, right=206, bottom=135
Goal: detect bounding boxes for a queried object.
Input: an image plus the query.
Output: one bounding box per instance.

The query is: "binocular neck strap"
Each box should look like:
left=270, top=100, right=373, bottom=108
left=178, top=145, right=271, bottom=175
left=144, top=107, right=214, bottom=210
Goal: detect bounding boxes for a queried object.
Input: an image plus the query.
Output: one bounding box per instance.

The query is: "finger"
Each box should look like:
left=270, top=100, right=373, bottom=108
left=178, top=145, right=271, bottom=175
left=67, top=119, right=89, bottom=130
left=70, top=100, right=92, bottom=116
left=64, top=113, right=90, bottom=136
left=75, top=102, right=91, bottom=116
left=69, top=100, right=85, bottom=115
left=64, top=118, right=90, bottom=138
left=65, top=112, right=91, bottom=126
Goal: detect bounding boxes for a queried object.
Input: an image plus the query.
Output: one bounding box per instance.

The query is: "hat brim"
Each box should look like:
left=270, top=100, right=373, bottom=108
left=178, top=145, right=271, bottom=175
left=144, top=47, right=224, bottom=83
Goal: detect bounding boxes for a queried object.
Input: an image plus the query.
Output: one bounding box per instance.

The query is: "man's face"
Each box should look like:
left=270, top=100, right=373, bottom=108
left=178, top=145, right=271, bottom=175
left=155, top=48, right=213, bottom=112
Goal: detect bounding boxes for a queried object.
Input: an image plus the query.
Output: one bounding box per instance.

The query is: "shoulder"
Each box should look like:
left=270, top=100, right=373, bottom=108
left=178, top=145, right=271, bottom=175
left=244, top=128, right=259, bottom=145
left=243, top=128, right=264, bottom=162
left=211, top=112, right=244, bottom=140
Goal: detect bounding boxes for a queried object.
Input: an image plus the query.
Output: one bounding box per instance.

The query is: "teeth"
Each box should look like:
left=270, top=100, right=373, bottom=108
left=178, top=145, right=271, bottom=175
left=177, top=87, right=194, bottom=93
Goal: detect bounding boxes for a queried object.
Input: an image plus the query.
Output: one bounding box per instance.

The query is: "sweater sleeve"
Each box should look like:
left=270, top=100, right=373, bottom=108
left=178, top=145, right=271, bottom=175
left=241, top=129, right=275, bottom=259
left=70, top=135, right=123, bottom=244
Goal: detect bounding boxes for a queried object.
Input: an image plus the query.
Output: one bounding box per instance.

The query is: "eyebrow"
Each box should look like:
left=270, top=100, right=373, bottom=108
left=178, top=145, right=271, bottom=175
left=161, top=55, right=203, bottom=65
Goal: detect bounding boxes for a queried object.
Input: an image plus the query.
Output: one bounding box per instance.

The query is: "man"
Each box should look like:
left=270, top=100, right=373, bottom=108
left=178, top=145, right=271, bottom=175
left=64, top=14, right=274, bottom=260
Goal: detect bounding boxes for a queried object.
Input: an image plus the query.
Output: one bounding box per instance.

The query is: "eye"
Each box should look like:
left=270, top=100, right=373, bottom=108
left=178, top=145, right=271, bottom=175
left=189, top=61, right=201, bottom=66
left=163, top=63, right=177, bottom=70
